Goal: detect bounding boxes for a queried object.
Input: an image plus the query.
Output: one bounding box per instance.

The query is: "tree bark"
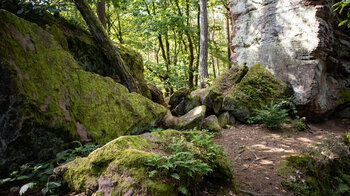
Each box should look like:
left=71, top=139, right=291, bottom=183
left=226, top=9, right=231, bottom=68
left=199, top=0, right=208, bottom=89
left=73, top=0, right=140, bottom=93
left=211, top=7, right=219, bottom=78
left=211, top=55, right=216, bottom=78
left=96, top=0, right=106, bottom=28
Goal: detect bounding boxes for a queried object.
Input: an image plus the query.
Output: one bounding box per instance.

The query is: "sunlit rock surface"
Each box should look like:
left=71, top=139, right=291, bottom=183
left=231, top=0, right=350, bottom=119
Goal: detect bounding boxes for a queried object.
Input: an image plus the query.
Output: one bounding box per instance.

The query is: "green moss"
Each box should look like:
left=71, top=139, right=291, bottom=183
left=338, top=89, right=350, bottom=105
left=279, top=155, right=320, bottom=196
left=45, top=24, right=69, bottom=50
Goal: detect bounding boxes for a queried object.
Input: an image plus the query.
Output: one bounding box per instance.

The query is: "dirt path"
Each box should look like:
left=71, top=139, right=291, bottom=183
left=213, top=119, right=350, bottom=195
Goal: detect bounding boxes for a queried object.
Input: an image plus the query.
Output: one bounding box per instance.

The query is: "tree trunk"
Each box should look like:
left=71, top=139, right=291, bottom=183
left=211, top=55, right=216, bottom=78
left=216, top=57, right=220, bottom=76
left=226, top=9, right=231, bottom=68
left=211, top=7, right=218, bottom=78
left=96, top=0, right=106, bottom=28
left=73, top=0, right=140, bottom=93
left=199, top=0, right=208, bottom=89
left=186, top=0, right=194, bottom=89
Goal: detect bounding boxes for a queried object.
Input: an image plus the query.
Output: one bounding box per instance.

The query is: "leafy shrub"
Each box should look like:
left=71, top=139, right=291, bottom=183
left=0, top=141, right=99, bottom=195
left=292, top=117, right=309, bottom=132
left=145, top=130, right=226, bottom=194
left=247, top=101, right=289, bottom=129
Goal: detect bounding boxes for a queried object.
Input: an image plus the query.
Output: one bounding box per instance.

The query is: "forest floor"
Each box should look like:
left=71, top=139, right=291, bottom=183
left=213, top=119, right=350, bottom=196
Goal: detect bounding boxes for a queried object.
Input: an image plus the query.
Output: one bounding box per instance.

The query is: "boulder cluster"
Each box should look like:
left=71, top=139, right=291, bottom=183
left=164, top=64, right=288, bottom=132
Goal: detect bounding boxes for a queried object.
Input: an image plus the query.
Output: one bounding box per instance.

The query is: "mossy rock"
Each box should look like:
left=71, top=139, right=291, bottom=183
left=171, top=94, right=201, bottom=116
left=202, top=115, right=221, bottom=132
left=55, top=130, right=234, bottom=195
left=279, top=154, right=321, bottom=196
left=203, top=66, right=248, bottom=114
left=218, top=112, right=229, bottom=127
left=337, top=89, right=350, bottom=105
left=0, top=10, right=166, bottom=175
left=222, top=64, right=287, bottom=122
left=168, top=88, right=190, bottom=110
left=178, top=105, right=206, bottom=130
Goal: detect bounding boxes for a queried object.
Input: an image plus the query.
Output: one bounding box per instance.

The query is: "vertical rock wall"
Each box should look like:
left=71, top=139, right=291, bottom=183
left=231, top=0, right=350, bottom=119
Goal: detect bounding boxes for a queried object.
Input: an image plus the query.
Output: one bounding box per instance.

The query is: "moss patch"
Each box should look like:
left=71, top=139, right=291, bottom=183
left=338, top=89, right=350, bottom=105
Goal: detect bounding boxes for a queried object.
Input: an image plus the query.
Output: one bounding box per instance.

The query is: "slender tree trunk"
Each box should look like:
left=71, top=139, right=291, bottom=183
left=211, top=55, right=216, bottom=78
left=199, top=0, right=208, bottom=89
left=73, top=0, right=140, bottom=93
left=194, top=5, right=200, bottom=88
left=186, top=0, right=194, bottom=89
left=211, top=7, right=218, bottom=78
left=96, top=0, right=106, bottom=28
left=216, top=57, right=220, bottom=76
left=226, top=9, right=231, bottom=68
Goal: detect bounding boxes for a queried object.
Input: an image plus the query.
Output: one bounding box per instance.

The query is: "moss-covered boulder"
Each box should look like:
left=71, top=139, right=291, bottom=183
left=168, top=88, right=190, bottom=110
left=55, top=130, right=235, bottom=195
left=222, top=64, right=287, bottom=122
left=178, top=106, right=206, bottom=130
left=0, top=10, right=166, bottom=175
left=218, top=112, right=229, bottom=128
left=202, top=115, right=221, bottom=132
left=171, top=94, right=201, bottom=116
left=203, top=66, right=249, bottom=114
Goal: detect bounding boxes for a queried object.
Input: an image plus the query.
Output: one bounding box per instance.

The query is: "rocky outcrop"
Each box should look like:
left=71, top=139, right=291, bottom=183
left=231, top=0, right=350, bottom=120
left=0, top=10, right=166, bottom=175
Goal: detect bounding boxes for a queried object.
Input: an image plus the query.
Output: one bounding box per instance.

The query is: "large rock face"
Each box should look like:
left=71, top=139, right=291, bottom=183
left=0, top=10, right=166, bottom=174
left=231, top=0, right=350, bottom=119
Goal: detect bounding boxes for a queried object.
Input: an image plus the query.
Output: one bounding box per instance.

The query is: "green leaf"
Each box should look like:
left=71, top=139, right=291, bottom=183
left=178, top=186, right=188, bottom=195
left=16, top=175, right=31, bottom=180
left=17, top=9, right=24, bottom=15
left=41, top=186, right=49, bottom=196
left=336, top=183, right=350, bottom=194
left=0, top=178, right=12, bottom=184
left=19, top=182, right=37, bottom=195
left=339, top=20, right=349, bottom=27
left=148, top=170, right=158, bottom=177
left=171, top=173, right=180, bottom=180
left=47, top=181, right=61, bottom=189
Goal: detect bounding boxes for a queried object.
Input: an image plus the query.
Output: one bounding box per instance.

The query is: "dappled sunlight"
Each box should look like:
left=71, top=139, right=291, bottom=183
left=259, top=159, right=274, bottom=165
left=297, top=137, right=312, bottom=143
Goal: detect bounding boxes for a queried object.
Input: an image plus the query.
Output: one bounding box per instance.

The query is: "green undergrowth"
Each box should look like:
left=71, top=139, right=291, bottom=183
left=0, top=141, right=99, bottom=195
left=147, top=129, right=232, bottom=194
left=280, top=132, right=350, bottom=195
left=247, top=99, right=308, bottom=131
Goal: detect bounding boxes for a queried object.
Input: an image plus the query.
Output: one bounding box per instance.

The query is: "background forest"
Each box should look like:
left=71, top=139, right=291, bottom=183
left=9, top=0, right=236, bottom=96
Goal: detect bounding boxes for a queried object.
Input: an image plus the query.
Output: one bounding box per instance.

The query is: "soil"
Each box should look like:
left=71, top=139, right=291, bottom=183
left=213, top=119, right=350, bottom=196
